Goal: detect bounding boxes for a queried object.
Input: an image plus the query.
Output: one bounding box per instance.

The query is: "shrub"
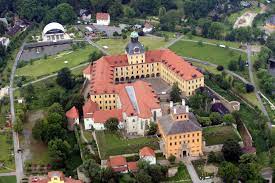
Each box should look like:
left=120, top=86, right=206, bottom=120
left=216, top=65, right=224, bottom=71
left=168, top=155, right=176, bottom=163
left=245, top=84, right=254, bottom=93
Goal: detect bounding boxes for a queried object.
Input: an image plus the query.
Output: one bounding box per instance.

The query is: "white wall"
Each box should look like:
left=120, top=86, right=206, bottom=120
left=96, top=19, right=110, bottom=26
left=84, top=118, right=105, bottom=130
left=141, top=156, right=156, bottom=165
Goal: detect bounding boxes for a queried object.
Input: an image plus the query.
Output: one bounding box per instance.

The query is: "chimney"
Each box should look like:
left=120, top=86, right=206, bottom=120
left=173, top=108, right=177, bottom=114
left=186, top=106, right=189, bottom=113
left=182, top=99, right=185, bottom=106
left=170, top=101, right=173, bottom=108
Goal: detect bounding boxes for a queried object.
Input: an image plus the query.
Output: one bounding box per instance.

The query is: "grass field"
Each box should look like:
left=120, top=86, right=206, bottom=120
left=97, top=36, right=167, bottom=55
left=16, top=45, right=97, bottom=79
left=170, top=40, right=247, bottom=68
left=203, top=125, right=241, bottom=146
left=0, top=131, right=15, bottom=173
left=95, top=131, right=159, bottom=159
left=0, top=176, right=16, bottom=183
left=167, top=164, right=192, bottom=182
left=189, top=36, right=242, bottom=48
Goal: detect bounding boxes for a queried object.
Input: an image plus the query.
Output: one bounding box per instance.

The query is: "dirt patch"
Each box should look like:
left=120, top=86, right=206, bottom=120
left=204, top=164, right=218, bottom=174
left=234, top=12, right=257, bottom=29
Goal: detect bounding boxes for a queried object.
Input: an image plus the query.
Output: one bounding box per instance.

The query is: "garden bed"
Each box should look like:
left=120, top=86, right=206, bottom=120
left=95, top=131, right=159, bottom=159
left=203, top=125, right=241, bottom=146
left=192, top=159, right=215, bottom=180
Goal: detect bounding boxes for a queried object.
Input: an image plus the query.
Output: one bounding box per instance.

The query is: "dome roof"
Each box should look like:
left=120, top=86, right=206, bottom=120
left=130, top=31, right=139, bottom=38
left=43, top=22, right=65, bottom=35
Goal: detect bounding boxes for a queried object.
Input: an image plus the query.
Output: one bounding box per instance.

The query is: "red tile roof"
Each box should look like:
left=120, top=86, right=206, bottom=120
left=66, top=106, right=79, bottom=119
left=109, top=155, right=127, bottom=167
left=93, top=109, right=123, bottom=123
left=139, top=146, right=155, bottom=157
left=116, top=81, right=160, bottom=118
left=37, top=171, right=82, bottom=183
left=127, top=161, right=138, bottom=172
left=96, top=13, right=110, bottom=20
left=83, top=64, right=92, bottom=75
left=83, top=99, right=98, bottom=118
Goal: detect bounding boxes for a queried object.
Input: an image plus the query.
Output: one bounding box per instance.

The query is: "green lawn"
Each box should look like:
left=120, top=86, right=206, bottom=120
left=83, top=130, right=94, bottom=143
left=170, top=40, right=247, bottom=68
left=189, top=36, right=242, bottom=48
left=97, top=36, right=167, bottom=55
left=0, top=132, right=15, bottom=173
left=16, top=45, right=97, bottom=79
left=0, top=176, right=16, bottom=183
left=203, top=125, right=241, bottom=146
left=95, top=131, right=159, bottom=159
left=167, top=164, right=192, bottom=182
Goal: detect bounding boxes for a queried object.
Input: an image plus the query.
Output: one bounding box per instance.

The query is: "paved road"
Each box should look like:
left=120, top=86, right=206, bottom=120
left=0, top=172, right=16, bottom=177
left=79, top=125, right=95, bottom=154
left=9, top=43, right=25, bottom=183
left=85, top=37, right=110, bottom=56
left=164, top=35, right=184, bottom=48
left=246, top=44, right=271, bottom=126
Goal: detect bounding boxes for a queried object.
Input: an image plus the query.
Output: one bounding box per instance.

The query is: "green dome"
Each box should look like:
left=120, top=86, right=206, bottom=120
left=130, top=31, right=139, bottom=38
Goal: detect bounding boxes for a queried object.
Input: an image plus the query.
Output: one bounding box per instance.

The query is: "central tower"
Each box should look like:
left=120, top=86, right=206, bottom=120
left=125, top=32, right=145, bottom=65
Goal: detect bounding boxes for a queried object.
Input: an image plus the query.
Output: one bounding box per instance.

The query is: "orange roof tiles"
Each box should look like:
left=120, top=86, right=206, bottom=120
left=116, top=81, right=160, bottom=118
left=96, top=13, right=110, bottom=20
left=37, top=171, right=82, bottom=183
left=109, top=155, right=127, bottom=167
left=83, top=64, right=92, bottom=75
left=83, top=99, right=98, bottom=118
left=66, top=106, right=79, bottom=119
left=139, top=146, right=155, bottom=157
left=127, top=161, right=138, bottom=172
left=93, top=109, right=123, bottom=123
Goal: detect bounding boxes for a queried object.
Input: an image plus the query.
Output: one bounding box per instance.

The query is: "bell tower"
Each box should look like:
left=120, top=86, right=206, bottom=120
left=125, top=32, right=145, bottom=65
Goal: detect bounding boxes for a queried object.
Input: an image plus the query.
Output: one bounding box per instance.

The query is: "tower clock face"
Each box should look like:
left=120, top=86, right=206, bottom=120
left=134, top=47, right=140, bottom=53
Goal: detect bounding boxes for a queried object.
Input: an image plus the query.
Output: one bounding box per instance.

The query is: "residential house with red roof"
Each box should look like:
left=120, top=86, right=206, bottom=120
left=96, top=13, right=110, bottom=26
left=108, top=155, right=138, bottom=173
left=139, top=146, right=156, bottom=165
left=65, top=106, right=79, bottom=131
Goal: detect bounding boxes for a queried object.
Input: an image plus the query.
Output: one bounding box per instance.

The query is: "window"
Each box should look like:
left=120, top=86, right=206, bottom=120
left=175, top=136, right=177, bottom=139
left=197, top=133, right=200, bottom=136
left=175, top=142, right=177, bottom=145
left=170, top=143, right=172, bottom=146
left=192, top=139, right=195, bottom=143
left=197, top=139, right=199, bottom=142
left=132, top=119, right=135, bottom=122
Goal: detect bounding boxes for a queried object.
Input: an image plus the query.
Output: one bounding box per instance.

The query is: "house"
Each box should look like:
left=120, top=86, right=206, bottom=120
left=143, top=22, right=153, bottom=33
left=29, top=171, right=82, bottom=183
left=79, top=9, right=91, bottom=21
left=65, top=106, right=79, bottom=131
left=108, top=155, right=138, bottom=173
left=158, top=100, right=203, bottom=158
left=108, top=156, right=128, bottom=173
left=42, top=22, right=71, bottom=42
left=0, top=37, right=10, bottom=48
left=96, top=13, right=110, bottom=26
left=139, top=146, right=156, bottom=164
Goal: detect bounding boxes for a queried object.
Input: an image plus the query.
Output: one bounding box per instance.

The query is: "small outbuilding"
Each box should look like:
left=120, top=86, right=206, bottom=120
left=139, top=146, right=156, bottom=165
left=96, top=13, right=110, bottom=26
left=66, top=106, right=79, bottom=131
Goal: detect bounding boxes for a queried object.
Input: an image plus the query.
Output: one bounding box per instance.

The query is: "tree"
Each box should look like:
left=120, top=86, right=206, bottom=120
left=218, top=161, right=239, bottom=182
left=147, top=123, right=157, bottom=135
left=79, top=159, right=101, bottom=182
left=56, top=67, right=75, bottom=90
left=48, top=103, right=64, bottom=116
left=52, top=3, right=76, bottom=24
left=266, top=32, right=275, bottom=53
left=160, top=10, right=181, bottom=31
left=158, top=6, right=166, bottom=17
left=207, top=151, right=217, bottom=163
left=108, top=0, right=123, bottom=19
left=208, top=22, right=224, bottom=40
left=89, top=51, right=102, bottom=61
left=0, top=21, right=7, bottom=36
left=228, top=60, right=238, bottom=71
left=222, top=139, right=242, bottom=163
left=14, top=120, right=23, bottom=134
left=124, top=6, right=135, bottom=18
left=197, top=116, right=211, bottom=127
left=238, top=55, right=245, bottom=71
left=17, top=0, right=45, bottom=22
left=245, top=84, right=254, bottom=93
left=209, top=112, right=222, bottom=125
left=239, top=154, right=262, bottom=182
left=135, top=170, right=152, bottom=183
left=170, top=83, right=181, bottom=103
left=105, top=117, right=119, bottom=131
left=223, top=114, right=235, bottom=125
left=101, top=167, right=118, bottom=182
left=48, top=139, right=71, bottom=167
left=168, top=155, right=176, bottom=163
left=32, top=119, right=47, bottom=140
left=216, top=65, right=224, bottom=71
left=198, top=18, right=212, bottom=37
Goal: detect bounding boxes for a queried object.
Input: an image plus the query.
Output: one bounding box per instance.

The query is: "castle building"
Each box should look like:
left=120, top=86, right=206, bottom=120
left=82, top=32, right=204, bottom=135
left=158, top=100, right=203, bottom=158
